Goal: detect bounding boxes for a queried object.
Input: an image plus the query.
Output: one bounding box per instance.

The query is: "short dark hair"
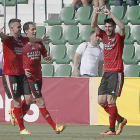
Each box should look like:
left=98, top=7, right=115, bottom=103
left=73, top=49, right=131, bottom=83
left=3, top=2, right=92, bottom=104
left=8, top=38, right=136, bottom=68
left=104, top=18, right=116, bottom=26
left=8, top=18, right=21, bottom=28
left=23, top=21, right=36, bottom=33
left=90, top=30, right=95, bottom=36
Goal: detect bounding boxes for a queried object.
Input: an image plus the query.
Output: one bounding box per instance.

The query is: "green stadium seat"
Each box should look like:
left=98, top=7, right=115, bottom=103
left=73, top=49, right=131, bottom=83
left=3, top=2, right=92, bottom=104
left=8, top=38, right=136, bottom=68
left=50, top=45, right=66, bottom=63
left=124, top=65, right=140, bottom=77
left=124, top=46, right=140, bottom=64
left=54, top=64, right=72, bottom=77
left=55, top=25, right=79, bottom=45
left=2, top=0, right=15, bottom=6
left=124, top=26, right=140, bottom=45
left=36, top=26, right=46, bottom=38
left=44, top=6, right=75, bottom=26
left=108, top=0, right=115, bottom=5
left=122, top=45, right=137, bottom=64
left=121, top=6, right=140, bottom=24
left=69, top=26, right=94, bottom=44
left=64, top=6, right=92, bottom=25
left=17, top=0, right=28, bottom=4
left=108, top=6, right=124, bottom=20
left=42, top=64, right=54, bottom=77
left=56, top=45, right=78, bottom=64
left=41, top=43, right=50, bottom=64
left=47, top=26, right=63, bottom=45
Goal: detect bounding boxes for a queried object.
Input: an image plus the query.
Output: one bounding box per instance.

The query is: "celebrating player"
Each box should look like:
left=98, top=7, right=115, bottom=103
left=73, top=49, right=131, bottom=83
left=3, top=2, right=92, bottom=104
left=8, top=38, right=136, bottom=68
left=22, top=21, right=66, bottom=134
left=91, top=6, right=127, bottom=135
left=1, top=18, right=50, bottom=134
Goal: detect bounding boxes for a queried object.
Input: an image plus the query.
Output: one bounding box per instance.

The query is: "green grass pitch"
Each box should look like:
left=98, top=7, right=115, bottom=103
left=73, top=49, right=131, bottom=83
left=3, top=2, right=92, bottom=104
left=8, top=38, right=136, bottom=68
left=0, top=123, right=140, bottom=140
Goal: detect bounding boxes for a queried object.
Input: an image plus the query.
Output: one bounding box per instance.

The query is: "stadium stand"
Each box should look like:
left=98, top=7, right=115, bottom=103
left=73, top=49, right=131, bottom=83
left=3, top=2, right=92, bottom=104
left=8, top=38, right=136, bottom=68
left=36, top=26, right=46, bottom=38
left=52, top=25, right=79, bottom=45
left=50, top=45, right=66, bottom=63
left=122, top=45, right=136, bottom=64
left=42, top=64, right=54, bottom=77
left=1, top=0, right=15, bottom=6
left=63, top=6, right=92, bottom=25
left=107, top=6, right=124, bottom=20
left=17, top=0, right=28, bottom=4
left=69, top=25, right=94, bottom=44
left=56, top=45, right=78, bottom=64
left=54, top=64, right=72, bottom=77
left=47, top=25, right=63, bottom=45
left=121, top=6, right=140, bottom=24
left=124, top=26, right=140, bottom=45
left=124, top=65, right=140, bottom=77
left=44, top=6, right=75, bottom=26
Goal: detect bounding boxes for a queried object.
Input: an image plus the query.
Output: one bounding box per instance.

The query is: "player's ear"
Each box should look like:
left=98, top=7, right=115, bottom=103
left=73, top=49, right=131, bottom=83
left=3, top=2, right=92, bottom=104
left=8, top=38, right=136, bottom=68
left=24, top=30, right=28, bottom=35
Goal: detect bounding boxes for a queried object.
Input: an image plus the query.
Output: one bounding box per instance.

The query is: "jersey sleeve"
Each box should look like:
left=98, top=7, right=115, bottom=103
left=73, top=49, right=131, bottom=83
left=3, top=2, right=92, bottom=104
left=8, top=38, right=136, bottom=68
left=1, top=36, right=12, bottom=45
left=96, top=29, right=106, bottom=40
left=117, top=32, right=125, bottom=41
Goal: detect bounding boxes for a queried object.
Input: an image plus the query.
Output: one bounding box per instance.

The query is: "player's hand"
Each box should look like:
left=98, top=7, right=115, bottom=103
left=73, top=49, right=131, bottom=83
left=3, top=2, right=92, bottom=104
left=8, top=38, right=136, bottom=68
left=44, top=52, right=51, bottom=63
left=41, top=34, right=51, bottom=42
left=74, top=70, right=80, bottom=77
left=94, top=6, right=105, bottom=14
left=103, top=6, right=111, bottom=15
left=25, top=69, right=32, bottom=78
left=0, top=27, right=4, bottom=34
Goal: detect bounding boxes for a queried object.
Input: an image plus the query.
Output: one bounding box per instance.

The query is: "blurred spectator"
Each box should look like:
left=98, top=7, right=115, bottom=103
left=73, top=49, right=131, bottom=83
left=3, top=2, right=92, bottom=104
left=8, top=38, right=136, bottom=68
left=115, top=0, right=137, bottom=14
left=71, top=0, right=93, bottom=10
left=72, top=0, right=105, bottom=10
left=115, top=0, right=137, bottom=6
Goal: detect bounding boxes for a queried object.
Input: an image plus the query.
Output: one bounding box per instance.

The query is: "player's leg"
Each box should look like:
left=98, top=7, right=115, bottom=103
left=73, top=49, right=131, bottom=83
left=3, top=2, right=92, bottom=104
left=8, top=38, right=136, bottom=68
left=112, top=72, right=127, bottom=135
left=29, top=80, right=66, bottom=134
left=107, top=72, right=127, bottom=135
left=2, top=75, right=31, bottom=134
left=21, top=75, right=35, bottom=116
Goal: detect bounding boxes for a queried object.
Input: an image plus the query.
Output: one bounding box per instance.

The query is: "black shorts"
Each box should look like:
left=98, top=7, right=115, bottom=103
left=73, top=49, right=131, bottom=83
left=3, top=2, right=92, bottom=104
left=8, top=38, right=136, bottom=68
left=29, top=80, right=42, bottom=99
left=98, top=72, right=124, bottom=97
left=2, top=75, right=31, bottom=99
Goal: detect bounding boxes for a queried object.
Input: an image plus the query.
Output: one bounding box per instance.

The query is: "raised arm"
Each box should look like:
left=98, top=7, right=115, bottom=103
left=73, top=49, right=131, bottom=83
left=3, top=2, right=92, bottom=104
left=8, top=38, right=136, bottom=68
left=91, top=7, right=103, bottom=34
left=0, top=27, right=7, bottom=40
left=103, top=6, right=125, bottom=36
left=29, top=34, right=50, bottom=43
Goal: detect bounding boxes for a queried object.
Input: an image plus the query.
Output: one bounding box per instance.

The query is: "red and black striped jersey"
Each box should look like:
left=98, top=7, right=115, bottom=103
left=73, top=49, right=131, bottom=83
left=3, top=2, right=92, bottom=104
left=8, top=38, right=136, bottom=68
left=22, top=42, right=47, bottom=82
left=2, top=35, right=29, bottom=75
left=97, top=29, right=125, bottom=72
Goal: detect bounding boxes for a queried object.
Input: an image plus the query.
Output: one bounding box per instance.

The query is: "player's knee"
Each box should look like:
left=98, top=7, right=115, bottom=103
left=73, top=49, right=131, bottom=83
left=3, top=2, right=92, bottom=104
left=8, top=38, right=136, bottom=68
left=36, top=97, right=45, bottom=106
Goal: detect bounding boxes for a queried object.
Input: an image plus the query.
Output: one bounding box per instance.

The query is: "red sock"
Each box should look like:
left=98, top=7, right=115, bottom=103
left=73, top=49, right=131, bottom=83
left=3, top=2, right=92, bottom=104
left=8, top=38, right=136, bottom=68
left=101, top=103, right=122, bottom=121
left=108, top=103, right=117, bottom=129
left=13, top=107, right=25, bottom=131
left=21, top=99, right=30, bottom=116
left=101, top=102, right=109, bottom=113
left=39, top=106, right=56, bottom=130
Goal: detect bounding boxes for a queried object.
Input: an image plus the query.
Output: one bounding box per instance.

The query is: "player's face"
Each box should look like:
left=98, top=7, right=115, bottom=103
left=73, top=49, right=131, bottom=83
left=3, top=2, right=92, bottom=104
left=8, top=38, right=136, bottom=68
left=26, top=24, right=36, bottom=37
left=105, top=23, right=116, bottom=37
left=12, top=22, right=22, bottom=35
left=90, top=33, right=99, bottom=44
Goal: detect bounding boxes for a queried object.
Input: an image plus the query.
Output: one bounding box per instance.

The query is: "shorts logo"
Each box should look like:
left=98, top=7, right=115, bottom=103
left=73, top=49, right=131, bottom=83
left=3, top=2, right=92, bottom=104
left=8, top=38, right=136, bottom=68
left=111, top=91, right=115, bottom=93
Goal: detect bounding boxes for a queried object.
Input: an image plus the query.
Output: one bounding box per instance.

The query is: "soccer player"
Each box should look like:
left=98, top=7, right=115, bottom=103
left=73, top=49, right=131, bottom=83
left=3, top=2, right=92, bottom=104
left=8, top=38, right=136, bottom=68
left=1, top=18, right=50, bottom=134
left=22, top=21, right=66, bottom=134
left=91, top=6, right=127, bottom=135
